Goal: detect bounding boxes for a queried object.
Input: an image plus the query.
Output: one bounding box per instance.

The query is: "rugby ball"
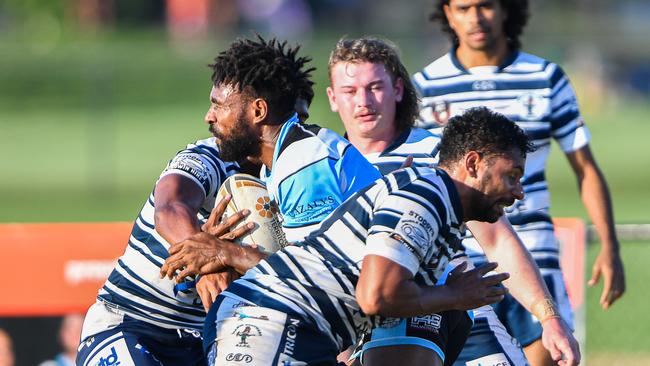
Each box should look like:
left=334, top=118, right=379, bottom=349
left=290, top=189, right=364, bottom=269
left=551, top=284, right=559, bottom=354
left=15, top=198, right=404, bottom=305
left=216, top=174, right=288, bottom=254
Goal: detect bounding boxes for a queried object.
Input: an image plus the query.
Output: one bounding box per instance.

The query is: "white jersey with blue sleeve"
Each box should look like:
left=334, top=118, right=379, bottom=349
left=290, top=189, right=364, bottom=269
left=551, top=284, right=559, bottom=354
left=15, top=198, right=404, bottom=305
left=95, top=137, right=238, bottom=331
left=413, top=50, right=590, bottom=267
left=260, top=114, right=381, bottom=242
left=220, top=167, right=465, bottom=352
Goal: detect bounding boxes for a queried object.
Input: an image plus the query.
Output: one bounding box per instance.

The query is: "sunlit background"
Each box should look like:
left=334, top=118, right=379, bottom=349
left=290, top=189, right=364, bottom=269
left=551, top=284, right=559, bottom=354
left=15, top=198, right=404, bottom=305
left=1, top=0, right=649, bottom=364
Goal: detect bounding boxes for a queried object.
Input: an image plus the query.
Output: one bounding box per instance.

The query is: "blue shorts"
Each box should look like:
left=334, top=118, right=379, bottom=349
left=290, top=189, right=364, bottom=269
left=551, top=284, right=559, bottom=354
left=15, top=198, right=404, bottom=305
left=204, top=295, right=339, bottom=366
left=354, top=310, right=473, bottom=365
left=492, top=267, right=574, bottom=347
left=76, top=315, right=205, bottom=366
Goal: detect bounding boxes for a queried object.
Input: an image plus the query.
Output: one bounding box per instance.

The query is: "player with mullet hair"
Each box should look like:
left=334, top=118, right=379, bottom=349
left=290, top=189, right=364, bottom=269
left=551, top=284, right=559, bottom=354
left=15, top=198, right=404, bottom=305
left=326, top=37, right=578, bottom=366
left=161, top=108, right=556, bottom=366
left=413, top=1, right=625, bottom=365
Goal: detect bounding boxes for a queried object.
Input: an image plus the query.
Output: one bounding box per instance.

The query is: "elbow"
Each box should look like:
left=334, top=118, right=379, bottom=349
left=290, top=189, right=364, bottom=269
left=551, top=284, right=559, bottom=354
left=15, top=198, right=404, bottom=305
left=356, top=288, right=389, bottom=316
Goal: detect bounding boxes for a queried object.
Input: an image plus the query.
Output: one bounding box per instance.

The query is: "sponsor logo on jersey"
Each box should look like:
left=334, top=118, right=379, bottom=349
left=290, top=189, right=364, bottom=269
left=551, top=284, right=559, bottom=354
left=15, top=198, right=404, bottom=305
left=286, top=196, right=336, bottom=221
left=465, top=353, right=512, bottom=366
left=472, top=80, right=497, bottom=91
left=410, top=314, right=442, bottom=332
left=233, top=324, right=262, bottom=348
left=225, top=353, right=253, bottom=363
left=97, top=346, right=121, bottom=366
left=167, top=154, right=210, bottom=184
left=283, top=318, right=300, bottom=357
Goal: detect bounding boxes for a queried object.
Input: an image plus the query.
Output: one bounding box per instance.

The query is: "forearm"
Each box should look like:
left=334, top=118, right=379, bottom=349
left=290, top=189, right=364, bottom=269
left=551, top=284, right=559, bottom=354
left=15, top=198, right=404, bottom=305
left=579, top=167, right=619, bottom=253
left=155, top=203, right=201, bottom=244
left=357, top=278, right=457, bottom=318
left=469, top=218, right=551, bottom=312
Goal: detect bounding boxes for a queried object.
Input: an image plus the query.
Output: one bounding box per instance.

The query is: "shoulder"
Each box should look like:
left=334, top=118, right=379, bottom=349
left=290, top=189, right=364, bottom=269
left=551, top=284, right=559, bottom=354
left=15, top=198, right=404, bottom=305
left=279, top=122, right=351, bottom=161
left=414, top=53, right=461, bottom=82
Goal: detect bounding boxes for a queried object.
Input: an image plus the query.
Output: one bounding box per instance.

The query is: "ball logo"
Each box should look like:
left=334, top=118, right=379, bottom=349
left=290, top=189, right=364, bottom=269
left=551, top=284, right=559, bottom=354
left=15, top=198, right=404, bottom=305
left=256, top=196, right=278, bottom=218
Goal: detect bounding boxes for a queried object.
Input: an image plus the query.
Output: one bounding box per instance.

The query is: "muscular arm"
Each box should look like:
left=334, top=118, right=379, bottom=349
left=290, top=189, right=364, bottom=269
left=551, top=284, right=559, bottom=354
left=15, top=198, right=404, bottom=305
left=566, top=145, right=625, bottom=309
left=467, top=216, right=550, bottom=311
left=154, top=174, right=205, bottom=244
left=468, top=217, right=580, bottom=365
left=356, top=255, right=508, bottom=318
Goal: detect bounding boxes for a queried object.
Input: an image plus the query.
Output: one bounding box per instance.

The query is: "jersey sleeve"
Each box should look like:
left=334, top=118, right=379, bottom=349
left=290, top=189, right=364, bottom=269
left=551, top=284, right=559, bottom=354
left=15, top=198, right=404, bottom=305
left=364, top=183, right=445, bottom=276
left=159, top=149, right=225, bottom=199
left=549, top=64, right=591, bottom=153
left=335, top=144, right=382, bottom=200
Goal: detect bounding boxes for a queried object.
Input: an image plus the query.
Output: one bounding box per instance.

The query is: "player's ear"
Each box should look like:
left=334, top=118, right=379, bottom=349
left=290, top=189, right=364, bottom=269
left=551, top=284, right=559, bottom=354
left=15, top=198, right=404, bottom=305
left=465, top=151, right=481, bottom=178
left=394, top=77, right=404, bottom=102
left=251, top=98, right=268, bottom=124
left=443, top=4, right=456, bottom=32
left=326, top=86, right=339, bottom=113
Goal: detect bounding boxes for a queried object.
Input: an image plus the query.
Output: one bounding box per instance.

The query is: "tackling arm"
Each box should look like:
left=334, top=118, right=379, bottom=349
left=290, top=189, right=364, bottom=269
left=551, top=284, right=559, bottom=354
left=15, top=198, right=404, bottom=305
left=356, top=254, right=509, bottom=318
left=468, top=217, right=580, bottom=366
left=566, top=144, right=625, bottom=309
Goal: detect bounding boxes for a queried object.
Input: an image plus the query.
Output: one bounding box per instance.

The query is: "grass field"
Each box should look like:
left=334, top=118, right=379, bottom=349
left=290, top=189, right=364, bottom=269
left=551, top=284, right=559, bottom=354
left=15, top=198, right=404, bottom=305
left=1, top=32, right=649, bottom=363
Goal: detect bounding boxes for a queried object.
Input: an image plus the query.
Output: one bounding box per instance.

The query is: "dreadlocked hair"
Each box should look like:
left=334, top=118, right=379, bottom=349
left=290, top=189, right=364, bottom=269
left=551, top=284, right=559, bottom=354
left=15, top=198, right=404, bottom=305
left=431, top=0, right=529, bottom=51
left=209, top=34, right=315, bottom=122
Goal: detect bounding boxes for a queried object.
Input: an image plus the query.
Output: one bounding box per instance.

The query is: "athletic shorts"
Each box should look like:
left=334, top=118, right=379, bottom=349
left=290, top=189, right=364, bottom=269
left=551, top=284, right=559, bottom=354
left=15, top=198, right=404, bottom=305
left=76, top=302, right=205, bottom=366
left=491, top=267, right=574, bottom=347
left=454, top=305, right=529, bottom=366
left=354, top=310, right=473, bottom=365
left=204, top=295, right=340, bottom=366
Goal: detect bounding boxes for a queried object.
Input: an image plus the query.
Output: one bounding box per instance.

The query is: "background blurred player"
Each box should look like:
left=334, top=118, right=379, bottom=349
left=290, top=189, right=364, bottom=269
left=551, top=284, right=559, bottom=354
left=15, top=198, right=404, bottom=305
left=412, top=1, right=625, bottom=364
left=38, top=314, right=84, bottom=366
left=327, top=37, right=577, bottom=366
left=0, top=329, right=14, bottom=366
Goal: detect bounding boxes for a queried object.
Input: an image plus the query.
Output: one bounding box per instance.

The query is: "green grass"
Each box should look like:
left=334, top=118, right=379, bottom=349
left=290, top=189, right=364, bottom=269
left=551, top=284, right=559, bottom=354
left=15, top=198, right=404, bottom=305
left=586, top=241, right=650, bottom=362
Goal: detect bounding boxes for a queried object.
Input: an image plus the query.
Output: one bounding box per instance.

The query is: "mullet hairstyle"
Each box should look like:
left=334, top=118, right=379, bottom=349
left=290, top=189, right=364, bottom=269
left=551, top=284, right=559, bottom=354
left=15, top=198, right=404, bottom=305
left=327, top=37, right=420, bottom=133
left=209, top=34, right=315, bottom=123
left=438, top=107, right=534, bottom=168
left=431, top=0, right=529, bottom=50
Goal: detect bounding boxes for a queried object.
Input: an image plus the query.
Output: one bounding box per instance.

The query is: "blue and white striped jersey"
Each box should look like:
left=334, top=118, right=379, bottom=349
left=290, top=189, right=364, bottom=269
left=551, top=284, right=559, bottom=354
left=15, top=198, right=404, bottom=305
left=261, top=114, right=381, bottom=242
left=412, top=50, right=590, bottom=266
left=222, top=167, right=465, bottom=352
left=97, top=137, right=238, bottom=330
left=363, top=127, right=441, bottom=175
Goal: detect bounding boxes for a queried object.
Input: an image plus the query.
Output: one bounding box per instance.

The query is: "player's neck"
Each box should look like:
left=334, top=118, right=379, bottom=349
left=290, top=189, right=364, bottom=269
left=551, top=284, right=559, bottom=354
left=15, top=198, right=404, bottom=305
left=259, top=124, right=283, bottom=169
left=348, top=127, right=398, bottom=155
left=455, top=40, right=509, bottom=69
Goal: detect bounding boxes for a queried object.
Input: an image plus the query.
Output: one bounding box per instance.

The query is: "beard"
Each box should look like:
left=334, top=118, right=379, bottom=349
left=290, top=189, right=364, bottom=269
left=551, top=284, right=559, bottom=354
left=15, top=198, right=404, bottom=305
left=212, top=116, right=261, bottom=163
left=474, top=170, right=503, bottom=223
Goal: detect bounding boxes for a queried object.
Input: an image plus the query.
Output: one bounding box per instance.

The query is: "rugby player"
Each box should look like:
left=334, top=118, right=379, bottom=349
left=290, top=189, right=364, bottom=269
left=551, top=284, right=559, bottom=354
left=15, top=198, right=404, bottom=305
left=327, top=37, right=578, bottom=366
left=202, top=35, right=380, bottom=244
left=412, top=1, right=625, bottom=364
left=163, top=108, right=545, bottom=366
left=76, top=127, right=251, bottom=364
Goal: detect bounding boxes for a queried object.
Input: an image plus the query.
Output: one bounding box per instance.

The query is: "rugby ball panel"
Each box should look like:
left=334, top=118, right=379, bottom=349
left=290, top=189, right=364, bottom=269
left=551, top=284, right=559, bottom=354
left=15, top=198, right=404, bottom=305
left=216, top=174, right=288, bottom=253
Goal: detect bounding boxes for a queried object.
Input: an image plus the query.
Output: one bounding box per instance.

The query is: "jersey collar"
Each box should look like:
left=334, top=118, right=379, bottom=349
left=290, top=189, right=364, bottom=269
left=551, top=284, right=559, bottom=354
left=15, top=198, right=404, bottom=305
left=449, top=47, right=520, bottom=73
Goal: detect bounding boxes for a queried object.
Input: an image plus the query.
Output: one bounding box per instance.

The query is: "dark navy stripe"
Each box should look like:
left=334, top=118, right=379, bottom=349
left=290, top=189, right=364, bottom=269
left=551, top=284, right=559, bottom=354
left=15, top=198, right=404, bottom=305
left=522, top=171, right=545, bottom=185
left=506, top=211, right=552, bottom=226
left=130, top=223, right=169, bottom=259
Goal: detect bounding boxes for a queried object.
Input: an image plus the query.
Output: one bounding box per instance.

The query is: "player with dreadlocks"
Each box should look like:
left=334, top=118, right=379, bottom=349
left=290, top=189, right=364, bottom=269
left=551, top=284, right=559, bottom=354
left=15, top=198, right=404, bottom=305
left=203, top=34, right=380, bottom=243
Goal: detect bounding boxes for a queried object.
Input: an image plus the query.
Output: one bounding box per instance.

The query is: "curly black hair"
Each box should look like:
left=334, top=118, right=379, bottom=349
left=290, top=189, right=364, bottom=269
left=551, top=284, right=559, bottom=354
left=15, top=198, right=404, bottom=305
left=209, top=34, right=315, bottom=123
left=438, top=107, right=534, bottom=167
left=430, top=0, right=529, bottom=50
left=328, top=37, right=419, bottom=133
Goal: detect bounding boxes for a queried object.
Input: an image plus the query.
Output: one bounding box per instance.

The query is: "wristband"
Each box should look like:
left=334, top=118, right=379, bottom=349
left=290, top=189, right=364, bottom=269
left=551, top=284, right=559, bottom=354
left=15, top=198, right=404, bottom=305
left=530, top=298, right=560, bottom=324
